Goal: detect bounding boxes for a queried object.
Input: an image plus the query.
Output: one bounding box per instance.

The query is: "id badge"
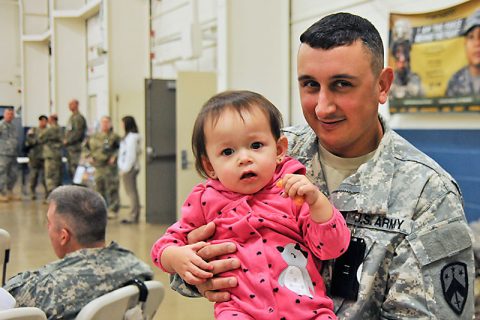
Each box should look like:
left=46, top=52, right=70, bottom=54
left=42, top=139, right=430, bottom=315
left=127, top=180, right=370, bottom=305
left=330, top=236, right=366, bottom=301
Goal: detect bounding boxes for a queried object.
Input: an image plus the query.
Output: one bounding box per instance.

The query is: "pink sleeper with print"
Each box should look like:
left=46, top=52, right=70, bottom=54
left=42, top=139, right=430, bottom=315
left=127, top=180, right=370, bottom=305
left=151, top=157, right=350, bottom=320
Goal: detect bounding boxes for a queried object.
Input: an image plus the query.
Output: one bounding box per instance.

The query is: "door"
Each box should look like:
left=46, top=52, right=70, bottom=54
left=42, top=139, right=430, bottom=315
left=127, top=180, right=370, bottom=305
left=145, top=79, right=176, bottom=224
left=176, top=72, right=217, bottom=216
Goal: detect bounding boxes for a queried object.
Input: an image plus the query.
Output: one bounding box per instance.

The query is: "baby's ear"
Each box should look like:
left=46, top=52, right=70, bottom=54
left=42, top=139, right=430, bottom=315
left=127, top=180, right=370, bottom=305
left=201, top=156, right=217, bottom=179
left=276, top=135, right=288, bottom=163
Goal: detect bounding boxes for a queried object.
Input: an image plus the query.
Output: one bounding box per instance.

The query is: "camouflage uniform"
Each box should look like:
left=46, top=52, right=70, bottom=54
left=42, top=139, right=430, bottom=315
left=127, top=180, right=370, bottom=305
left=39, top=124, right=64, bottom=195
left=0, top=119, right=18, bottom=196
left=84, top=130, right=121, bottom=212
left=3, top=241, right=153, bottom=320
left=170, top=116, right=475, bottom=319
left=25, top=127, right=47, bottom=197
left=64, top=112, right=87, bottom=178
left=446, top=66, right=480, bottom=97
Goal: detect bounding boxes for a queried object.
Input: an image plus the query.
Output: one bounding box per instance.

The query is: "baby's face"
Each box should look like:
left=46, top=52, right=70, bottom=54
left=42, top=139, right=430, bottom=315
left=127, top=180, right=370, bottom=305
left=202, top=107, right=282, bottom=194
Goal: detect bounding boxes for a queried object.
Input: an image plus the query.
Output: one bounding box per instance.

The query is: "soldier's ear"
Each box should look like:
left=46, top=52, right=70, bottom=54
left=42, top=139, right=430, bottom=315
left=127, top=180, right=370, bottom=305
left=378, top=67, right=394, bottom=104
left=59, top=227, right=71, bottom=246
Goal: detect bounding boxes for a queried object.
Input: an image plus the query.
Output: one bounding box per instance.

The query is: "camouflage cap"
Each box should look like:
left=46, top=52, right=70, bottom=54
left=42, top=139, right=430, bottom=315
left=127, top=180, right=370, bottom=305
left=462, top=9, right=480, bottom=36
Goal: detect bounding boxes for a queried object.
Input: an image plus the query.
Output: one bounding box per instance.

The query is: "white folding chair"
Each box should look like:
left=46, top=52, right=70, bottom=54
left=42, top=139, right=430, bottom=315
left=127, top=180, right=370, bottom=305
left=75, top=280, right=164, bottom=320
left=0, top=229, right=11, bottom=286
left=0, top=307, right=47, bottom=320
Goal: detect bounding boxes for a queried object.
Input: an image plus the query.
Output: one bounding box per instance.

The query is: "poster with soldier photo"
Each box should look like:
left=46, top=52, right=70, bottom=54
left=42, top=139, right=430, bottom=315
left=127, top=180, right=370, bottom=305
left=389, top=0, right=480, bottom=113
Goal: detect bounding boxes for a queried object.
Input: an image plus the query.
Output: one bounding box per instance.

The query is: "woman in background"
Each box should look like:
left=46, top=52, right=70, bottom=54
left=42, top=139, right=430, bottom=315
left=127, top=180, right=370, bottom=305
left=118, top=116, right=142, bottom=224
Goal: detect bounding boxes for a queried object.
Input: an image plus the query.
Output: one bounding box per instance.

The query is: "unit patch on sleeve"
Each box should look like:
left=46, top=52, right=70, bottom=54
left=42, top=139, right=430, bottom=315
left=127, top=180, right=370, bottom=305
left=441, top=262, right=468, bottom=315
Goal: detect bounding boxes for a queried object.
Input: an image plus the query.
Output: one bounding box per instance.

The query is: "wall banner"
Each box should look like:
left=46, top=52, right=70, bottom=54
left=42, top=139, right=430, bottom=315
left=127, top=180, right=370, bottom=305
left=389, top=0, right=480, bottom=113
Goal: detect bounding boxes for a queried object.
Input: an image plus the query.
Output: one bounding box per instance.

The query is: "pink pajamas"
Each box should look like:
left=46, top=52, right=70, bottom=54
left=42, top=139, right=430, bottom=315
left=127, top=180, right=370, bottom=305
left=152, top=157, right=350, bottom=320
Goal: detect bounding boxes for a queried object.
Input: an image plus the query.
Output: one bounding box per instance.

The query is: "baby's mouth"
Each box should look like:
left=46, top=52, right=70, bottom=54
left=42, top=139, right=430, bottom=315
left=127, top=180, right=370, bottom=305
left=241, top=172, right=257, bottom=180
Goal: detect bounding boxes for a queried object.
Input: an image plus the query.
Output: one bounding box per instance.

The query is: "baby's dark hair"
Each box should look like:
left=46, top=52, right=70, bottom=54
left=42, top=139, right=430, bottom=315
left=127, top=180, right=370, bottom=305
left=192, top=90, right=283, bottom=178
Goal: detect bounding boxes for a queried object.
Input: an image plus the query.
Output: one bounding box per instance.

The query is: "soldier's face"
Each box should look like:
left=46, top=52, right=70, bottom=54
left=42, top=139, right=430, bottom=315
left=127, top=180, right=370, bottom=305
left=100, top=118, right=111, bottom=133
left=3, top=110, right=14, bottom=123
left=39, top=119, right=47, bottom=128
left=47, top=203, right=68, bottom=258
left=297, top=41, right=392, bottom=157
left=69, top=101, right=78, bottom=112
left=466, top=27, right=480, bottom=68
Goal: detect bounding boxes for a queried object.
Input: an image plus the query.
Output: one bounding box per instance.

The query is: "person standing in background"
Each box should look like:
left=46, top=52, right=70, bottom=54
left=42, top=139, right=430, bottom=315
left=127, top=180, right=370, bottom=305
left=39, top=114, right=64, bottom=198
left=25, top=115, right=48, bottom=200
left=64, top=99, right=87, bottom=180
left=84, top=116, right=121, bottom=218
left=118, top=116, right=142, bottom=224
left=0, top=107, right=20, bottom=202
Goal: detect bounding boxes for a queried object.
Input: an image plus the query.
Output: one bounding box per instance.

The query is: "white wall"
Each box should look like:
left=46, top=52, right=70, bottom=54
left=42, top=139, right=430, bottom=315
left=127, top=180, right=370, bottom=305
left=0, top=0, right=21, bottom=109
left=151, top=0, right=217, bottom=79
left=51, top=17, right=87, bottom=124
left=289, top=0, right=480, bottom=129
left=218, top=0, right=290, bottom=120
left=20, top=0, right=50, bottom=126
left=23, top=42, right=50, bottom=125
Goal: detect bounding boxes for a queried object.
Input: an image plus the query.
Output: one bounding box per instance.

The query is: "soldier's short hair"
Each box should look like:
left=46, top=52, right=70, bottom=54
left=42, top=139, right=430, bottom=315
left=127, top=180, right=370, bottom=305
left=300, top=12, right=384, bottom=76
left=38, top=115, right=48, bottom=121
left=48, top=185, right=107, bottom=245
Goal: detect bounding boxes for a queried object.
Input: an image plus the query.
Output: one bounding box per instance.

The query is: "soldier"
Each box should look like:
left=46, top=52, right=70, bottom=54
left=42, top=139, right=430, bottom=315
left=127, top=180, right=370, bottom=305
left=25, top=115, right=48, bottom=200
left=3, top=185, right=153, bottom=319
left=39, top=114, right=64, bottom=197
left=0, top=107, right=20, bottom=202
left=446, top=9, right=480, bottom=97
left=64, top=99, right=87, bottom=179
left=84, top=116, right=121, bottom=217
left=171, top=13, right=475, bottom=320
left=389, top=39, right=425, bottom=99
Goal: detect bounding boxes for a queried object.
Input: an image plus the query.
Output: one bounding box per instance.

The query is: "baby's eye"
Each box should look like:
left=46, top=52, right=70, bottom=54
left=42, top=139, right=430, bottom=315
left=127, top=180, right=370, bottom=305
left=251, top=142, right=263, bottom=149
left=221, top=148, right=234, bottom=156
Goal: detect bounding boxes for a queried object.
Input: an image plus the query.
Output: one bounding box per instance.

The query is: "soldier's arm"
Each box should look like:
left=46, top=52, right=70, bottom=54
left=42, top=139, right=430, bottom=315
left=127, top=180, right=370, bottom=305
left=381, top=178, right=474, bottom=319
left=25, top=129, right=37, bottom=147
left=81, top=138, right=92, bottom=161
left=65, top=117, right=86, bottom=145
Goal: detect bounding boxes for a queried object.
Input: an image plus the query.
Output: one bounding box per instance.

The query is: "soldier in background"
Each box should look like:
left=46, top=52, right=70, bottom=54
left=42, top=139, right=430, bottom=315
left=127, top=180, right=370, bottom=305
left=39, top=114, right=64, bottom=198
left=84, top=116, right=121, bottom=218
left=64, top=99, right=87, bottom=180
left=25, top=115, right=48, bottom=200
left=0, top=107, right=20, bottom=202
left=3, top=185, right=153, bottom=319
left=446, top=9, right=480, bottom=97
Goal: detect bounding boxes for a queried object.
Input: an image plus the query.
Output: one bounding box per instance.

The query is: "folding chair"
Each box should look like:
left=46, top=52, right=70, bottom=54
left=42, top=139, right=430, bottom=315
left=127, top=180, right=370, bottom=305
left=75, top=280, right=164, bottom=320
left=0, top=229, right=10, bottom=286
left=0, top=307, right=47, bottom=320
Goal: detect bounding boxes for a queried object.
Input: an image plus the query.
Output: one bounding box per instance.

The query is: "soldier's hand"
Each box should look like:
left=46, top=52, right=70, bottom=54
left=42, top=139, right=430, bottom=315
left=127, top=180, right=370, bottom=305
left=186, top=222, right=239, bottom=302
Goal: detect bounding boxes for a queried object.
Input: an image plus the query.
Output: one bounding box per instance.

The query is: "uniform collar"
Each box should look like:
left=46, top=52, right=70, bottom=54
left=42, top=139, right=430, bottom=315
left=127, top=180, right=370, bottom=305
left=330, top=116, right=394, bottom=215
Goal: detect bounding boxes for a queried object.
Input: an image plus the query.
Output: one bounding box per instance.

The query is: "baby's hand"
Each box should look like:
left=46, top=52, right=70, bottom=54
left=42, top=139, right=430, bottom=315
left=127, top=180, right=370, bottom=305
left=278, top=174, right=333, bottom=223
left=278, top=174, right=320, bottom=206
left=163, top=242, right=214, bottom=285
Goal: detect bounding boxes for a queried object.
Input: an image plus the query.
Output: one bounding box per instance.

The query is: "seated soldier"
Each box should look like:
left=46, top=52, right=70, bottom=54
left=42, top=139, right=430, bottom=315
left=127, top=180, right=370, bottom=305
left=3, top=185, right=153, bottom=320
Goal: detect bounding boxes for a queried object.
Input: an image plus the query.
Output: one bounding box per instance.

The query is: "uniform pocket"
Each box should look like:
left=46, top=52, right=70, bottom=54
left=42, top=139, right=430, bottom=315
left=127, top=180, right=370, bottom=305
left=407, top=218, right=472, bottom=267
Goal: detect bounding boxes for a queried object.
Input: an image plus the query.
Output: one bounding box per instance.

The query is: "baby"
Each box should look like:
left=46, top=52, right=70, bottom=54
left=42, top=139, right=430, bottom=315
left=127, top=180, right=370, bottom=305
left=151, top=90, right=350, bottom=319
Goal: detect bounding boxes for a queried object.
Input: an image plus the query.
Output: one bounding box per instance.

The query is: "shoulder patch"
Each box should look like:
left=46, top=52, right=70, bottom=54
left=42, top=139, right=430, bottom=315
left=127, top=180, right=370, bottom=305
left=441, top=261, right=468, bottom=315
